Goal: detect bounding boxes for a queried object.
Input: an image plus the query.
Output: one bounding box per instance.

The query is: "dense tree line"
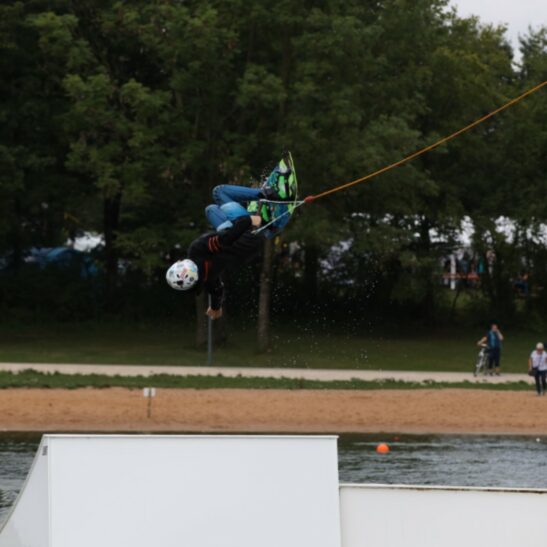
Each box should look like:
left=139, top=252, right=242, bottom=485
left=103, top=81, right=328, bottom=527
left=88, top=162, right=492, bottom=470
left=1, top=0, right=546, bottom=345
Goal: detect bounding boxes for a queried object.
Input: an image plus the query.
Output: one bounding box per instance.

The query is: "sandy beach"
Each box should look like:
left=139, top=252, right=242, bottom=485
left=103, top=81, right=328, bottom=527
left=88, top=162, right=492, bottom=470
left=0, top=387, right=544, bottom=435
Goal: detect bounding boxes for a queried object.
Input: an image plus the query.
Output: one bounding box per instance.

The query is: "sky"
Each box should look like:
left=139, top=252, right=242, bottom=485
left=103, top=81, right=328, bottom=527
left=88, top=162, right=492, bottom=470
left=450, top=0, right=547, bottom=59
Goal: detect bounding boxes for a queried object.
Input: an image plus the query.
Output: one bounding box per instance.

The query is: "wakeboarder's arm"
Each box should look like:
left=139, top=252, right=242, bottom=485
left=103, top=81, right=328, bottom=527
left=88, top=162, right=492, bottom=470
left=206, top=216, right=259, bottom=252
left=205, top=277, right=224, bottom=314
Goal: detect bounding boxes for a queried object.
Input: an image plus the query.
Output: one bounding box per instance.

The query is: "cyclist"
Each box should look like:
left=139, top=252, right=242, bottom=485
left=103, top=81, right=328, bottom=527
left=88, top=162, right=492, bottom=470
left=477, top=323, right=504, bottom=376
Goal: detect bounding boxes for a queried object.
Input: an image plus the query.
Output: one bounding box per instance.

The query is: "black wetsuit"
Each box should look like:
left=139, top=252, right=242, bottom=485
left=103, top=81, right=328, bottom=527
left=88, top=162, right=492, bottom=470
left=187, top=216, right=262, bottom=310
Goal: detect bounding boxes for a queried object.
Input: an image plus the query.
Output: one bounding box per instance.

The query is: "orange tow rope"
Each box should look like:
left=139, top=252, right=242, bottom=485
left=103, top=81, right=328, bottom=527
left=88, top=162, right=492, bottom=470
left=304, top=80, right=547, bottom=203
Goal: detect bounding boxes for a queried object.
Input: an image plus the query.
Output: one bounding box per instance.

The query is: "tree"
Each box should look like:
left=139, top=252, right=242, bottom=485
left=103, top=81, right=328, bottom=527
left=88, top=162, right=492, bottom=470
left=0, top=1, right=75, bottom=267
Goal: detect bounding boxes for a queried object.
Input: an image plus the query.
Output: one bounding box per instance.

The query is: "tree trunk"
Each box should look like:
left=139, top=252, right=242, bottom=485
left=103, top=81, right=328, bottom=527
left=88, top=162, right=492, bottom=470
left=419, top=219, right=435, bottom=325
left=491, top=249, right=515, bottom=319
left=11, top=197, right=22, bottom=270
left=480, top=250, right=495, bottom=305
left=103, top=192, right=122, bottom=306
left=255, top=27, right=291, bottom=352
left=257, top=238, right=274, bottom=352
left=304, top=244, right=319, bottom=303
left=449, top=283, right=462, bottom=323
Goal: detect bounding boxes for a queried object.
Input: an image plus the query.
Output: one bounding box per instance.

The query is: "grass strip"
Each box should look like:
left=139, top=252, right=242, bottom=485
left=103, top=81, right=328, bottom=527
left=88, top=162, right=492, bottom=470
left=0, top=323, right=539, bottom=373
left=0, top=370, right=534, bottom=391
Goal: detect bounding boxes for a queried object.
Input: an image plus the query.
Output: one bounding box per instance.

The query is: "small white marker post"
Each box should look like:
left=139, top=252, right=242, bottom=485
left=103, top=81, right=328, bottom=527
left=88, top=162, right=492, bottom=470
left=143, top=387, right=156, bottom=418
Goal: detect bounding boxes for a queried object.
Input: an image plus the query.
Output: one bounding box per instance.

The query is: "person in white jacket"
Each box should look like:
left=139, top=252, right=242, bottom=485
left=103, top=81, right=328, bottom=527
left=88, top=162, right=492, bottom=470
left=528, top=343, right=547, bottom=396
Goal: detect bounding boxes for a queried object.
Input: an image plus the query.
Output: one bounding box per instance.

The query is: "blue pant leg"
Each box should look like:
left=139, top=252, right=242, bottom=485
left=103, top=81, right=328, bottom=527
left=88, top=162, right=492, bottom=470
left=220, top=202, right=250, bottom=222
left=205, top=204, right=233, bottom=231
left=213, top=185, right=262, bottom=205
left=206, top=202, right=251, bottom=232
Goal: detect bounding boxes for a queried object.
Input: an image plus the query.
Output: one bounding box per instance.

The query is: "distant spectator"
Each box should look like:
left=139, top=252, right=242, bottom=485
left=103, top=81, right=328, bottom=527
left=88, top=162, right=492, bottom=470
left=528, top=343, right=547, bottom=396
left=477, top=323, right=504, bottom=376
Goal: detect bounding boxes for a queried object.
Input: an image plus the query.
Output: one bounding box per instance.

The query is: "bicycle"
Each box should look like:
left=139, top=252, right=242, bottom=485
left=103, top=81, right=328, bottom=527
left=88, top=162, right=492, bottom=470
left=473, top=344, right=490, bottom=376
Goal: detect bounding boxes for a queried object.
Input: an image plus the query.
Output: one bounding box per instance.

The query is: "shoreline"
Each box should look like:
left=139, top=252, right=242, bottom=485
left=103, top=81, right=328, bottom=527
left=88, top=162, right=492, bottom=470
left=1, top=387, right=545, bottom=435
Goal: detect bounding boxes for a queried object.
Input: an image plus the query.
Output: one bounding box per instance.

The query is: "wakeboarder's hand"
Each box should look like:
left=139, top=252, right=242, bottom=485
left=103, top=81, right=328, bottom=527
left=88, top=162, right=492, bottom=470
left=206, top=307, right=223, bottom=320
left=250, top=215, right=262, bottom=227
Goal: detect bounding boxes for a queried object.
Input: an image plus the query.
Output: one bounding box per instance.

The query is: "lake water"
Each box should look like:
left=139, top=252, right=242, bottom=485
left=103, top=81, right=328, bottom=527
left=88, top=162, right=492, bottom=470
left=1, top=433, right=547, bottom=526
left=338, top=434, right=547, bottom=487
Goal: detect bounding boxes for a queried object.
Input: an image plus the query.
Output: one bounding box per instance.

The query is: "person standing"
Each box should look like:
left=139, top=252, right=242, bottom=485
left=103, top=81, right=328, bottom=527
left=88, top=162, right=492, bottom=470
left=528, top=343, right=547, bottom=396
left=477, top=323, right=504, bottom=376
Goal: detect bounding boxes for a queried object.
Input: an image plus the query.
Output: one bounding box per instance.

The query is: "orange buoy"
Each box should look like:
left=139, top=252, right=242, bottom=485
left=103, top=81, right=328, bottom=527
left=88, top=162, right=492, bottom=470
left=376, top=443, right=390, bottom=454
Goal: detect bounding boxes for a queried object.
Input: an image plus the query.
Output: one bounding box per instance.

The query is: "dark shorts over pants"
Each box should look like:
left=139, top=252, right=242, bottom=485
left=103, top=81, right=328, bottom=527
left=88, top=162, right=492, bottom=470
left=488, top=347, right=501, bottom=369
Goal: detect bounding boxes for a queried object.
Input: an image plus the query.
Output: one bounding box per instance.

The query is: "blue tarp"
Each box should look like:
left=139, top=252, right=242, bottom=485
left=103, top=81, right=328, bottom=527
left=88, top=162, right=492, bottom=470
left=25, top=247, right=98, bottom=277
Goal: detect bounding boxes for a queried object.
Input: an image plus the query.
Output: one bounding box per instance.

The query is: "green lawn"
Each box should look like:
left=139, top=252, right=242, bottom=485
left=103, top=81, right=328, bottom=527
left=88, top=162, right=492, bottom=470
left=0, top=322, right=540, bottom=373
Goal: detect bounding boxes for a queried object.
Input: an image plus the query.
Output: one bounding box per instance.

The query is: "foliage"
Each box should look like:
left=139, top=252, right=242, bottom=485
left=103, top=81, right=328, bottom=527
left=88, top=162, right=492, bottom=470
left=0, top=1, right=546, bottom=327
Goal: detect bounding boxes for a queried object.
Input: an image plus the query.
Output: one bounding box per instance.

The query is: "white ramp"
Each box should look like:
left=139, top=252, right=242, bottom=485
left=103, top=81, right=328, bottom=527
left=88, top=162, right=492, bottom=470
left=340, top=484, right=547, bottom=547
left=0, top=435, right=341, bottom=547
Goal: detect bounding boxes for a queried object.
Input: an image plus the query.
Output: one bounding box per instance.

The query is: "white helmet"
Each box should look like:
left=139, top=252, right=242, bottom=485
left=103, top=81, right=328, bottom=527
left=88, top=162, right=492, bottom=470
left=166, top=259, right=199, bottom=291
